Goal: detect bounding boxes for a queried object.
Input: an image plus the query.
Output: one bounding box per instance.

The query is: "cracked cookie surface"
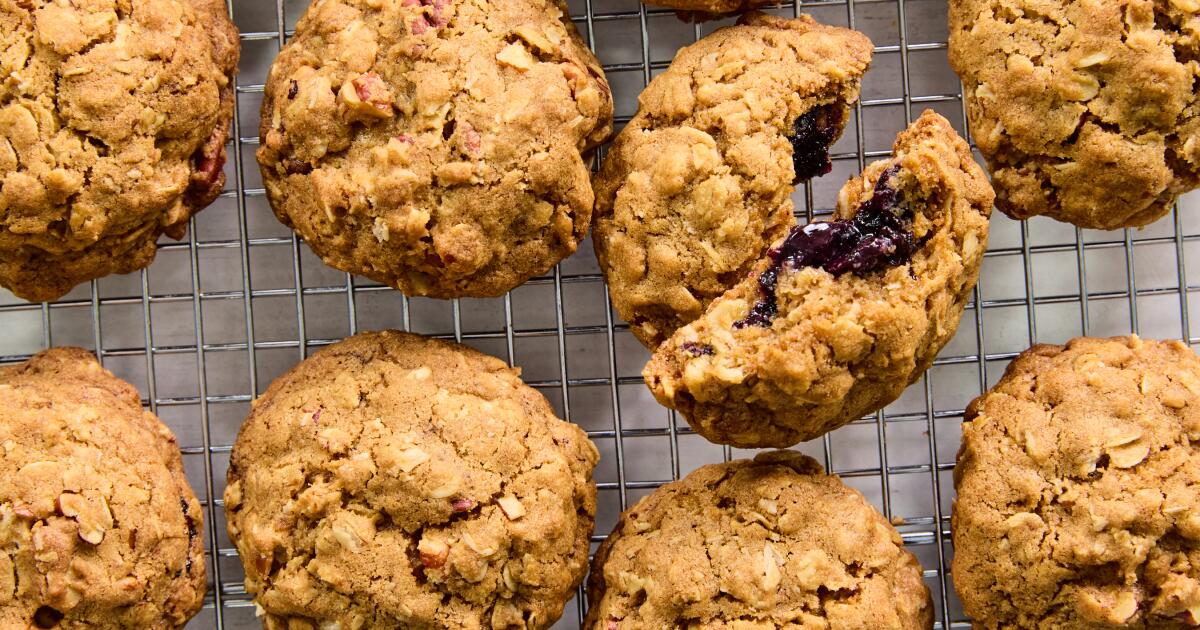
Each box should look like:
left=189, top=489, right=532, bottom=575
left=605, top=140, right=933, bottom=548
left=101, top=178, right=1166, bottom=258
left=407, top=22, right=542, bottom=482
left=225, top=331, right=599, bottom=630
left=592, top=11, right=872, bottom=349
left=258, top=0, right=613, bottom=299
left=0, top=348, right=205, bottom=629
left=949, top=0, right=1200, bottom=229
left=0, top=0, right=239, bottom=302
left=953, top=336, right=1200, bottom=629
left=644, top=111, right=993, bottom=448
left=584, top=451, right=932, bottom=629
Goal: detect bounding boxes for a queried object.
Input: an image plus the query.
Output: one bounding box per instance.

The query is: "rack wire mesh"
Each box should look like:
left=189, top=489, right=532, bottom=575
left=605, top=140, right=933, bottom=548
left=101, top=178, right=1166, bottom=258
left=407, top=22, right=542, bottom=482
left=2, top=0, right=1199, bottom=627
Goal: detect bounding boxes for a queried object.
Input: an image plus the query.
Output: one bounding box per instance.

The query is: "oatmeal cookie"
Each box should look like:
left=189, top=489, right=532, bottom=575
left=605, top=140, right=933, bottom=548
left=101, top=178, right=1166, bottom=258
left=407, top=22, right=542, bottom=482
left=258, top=0, right=613, bottom=299
left=0, top=0, right=239, bottom=302
left=0, top=348, right=206, bottom=629
left=949, top=0, right=1200, bottom=229
left=593, top=11, right=872, bottom=349
left=954, top=336, right=1200, bottom=629
left=644, top=111, right=993, bottom=448
left=225, top=331, right=599, bottom=630
left=585, top=451, right=932, bottom=629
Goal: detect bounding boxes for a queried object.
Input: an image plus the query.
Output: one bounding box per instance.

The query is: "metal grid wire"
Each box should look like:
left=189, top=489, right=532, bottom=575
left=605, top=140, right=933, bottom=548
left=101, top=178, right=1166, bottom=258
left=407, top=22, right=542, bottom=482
left=3, top=0, right=1200, bottom=627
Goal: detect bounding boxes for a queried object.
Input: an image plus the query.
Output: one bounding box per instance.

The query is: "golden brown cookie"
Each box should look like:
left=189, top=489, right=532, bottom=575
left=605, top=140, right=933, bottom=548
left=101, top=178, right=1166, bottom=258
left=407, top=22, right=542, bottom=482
left=585, top=451, right=932, bottom=629
left=257, top=0, right=613, bottom=299
left=949, top=0, right=1200, bottom=229
left=644, top=111, right=993, bottom=448
left=225, top=331, right=599, bottom=630
left=593, top=11, right=872, bottom=349
left=953, top=336, right=1200, bottom=629
left=0, top=348, right=206, bottom=629
left=0, top=0, right=239, bottom=302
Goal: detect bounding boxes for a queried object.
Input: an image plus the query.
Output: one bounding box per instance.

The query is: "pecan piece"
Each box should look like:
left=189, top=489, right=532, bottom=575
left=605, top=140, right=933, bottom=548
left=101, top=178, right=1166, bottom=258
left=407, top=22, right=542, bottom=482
left=340, top=72, right=394, bottom=120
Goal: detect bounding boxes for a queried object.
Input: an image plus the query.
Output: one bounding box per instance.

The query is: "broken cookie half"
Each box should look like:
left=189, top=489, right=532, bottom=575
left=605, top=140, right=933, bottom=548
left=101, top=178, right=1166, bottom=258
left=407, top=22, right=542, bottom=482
left=644, top=110, right=994, bottom=448
left=592, top=11, right=873, bottom=349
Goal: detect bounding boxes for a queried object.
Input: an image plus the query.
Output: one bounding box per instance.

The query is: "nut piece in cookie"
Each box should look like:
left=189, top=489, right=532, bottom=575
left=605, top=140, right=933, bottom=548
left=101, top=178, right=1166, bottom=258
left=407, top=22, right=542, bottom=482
left=257, top=0, right=614, bottom=299
left=593, top=11, right=872, bottom=349
left=0, top=0, right=239, bottom=303
left=644, top=111, right=994, bottom=448
left=585, top=451, right=932, bottom=629
left=949, top=0, right=1200, bottom=229
left=224, top=331, right=600, bottom=630
left=954, top=335, right=1200, bottom=629
left=0, top=348, right=206, bottom=628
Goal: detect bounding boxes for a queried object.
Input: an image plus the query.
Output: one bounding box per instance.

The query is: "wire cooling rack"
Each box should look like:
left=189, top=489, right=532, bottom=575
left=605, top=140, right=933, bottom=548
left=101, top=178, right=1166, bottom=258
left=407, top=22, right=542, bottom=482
left=3, top=0, right=1200, bottom=627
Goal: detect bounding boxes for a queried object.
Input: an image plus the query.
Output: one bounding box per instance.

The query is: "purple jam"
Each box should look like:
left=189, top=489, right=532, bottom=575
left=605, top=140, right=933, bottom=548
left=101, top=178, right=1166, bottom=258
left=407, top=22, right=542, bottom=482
left=735, top=165, right=915, bottom=329
left=790, top=104, right=844, bottom=183
left=181, top=497, right=197, bottom=573
left=681, top=341, right=715, bottom=356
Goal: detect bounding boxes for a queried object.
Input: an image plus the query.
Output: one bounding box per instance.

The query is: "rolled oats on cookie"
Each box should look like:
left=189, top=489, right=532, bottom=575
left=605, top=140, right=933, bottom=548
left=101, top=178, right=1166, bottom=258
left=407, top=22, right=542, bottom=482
left=0, top=0, right=239, bottom=302
left=954, top=336, right=1200, bottom=629
left=0, top=348, right=206, bottom=628
left=949, top=0, right=1200, bottom=229
left=593, top=11, right=872, bottom=349
left=645, top=111, right=993, bottom=448
left=225, top=331, right=599, bottom=630
left=257, top=0, right=613, bottom=299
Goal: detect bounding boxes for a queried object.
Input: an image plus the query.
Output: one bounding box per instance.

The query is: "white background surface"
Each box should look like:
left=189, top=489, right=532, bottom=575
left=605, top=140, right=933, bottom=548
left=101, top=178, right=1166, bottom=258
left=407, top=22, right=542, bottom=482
left=3, top=0, right=1200, bottom=627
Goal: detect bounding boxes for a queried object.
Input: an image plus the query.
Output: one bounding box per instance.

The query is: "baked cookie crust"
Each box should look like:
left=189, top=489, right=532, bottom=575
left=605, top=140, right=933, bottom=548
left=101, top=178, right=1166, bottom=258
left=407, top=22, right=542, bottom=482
left=0, top=0, right=239, bottom=302
left=585, top=451, right=932, bottom=629
left=0, top=348, right=206, bottom=629
left=954, top=336, right=1200, bottom=628
left=258, top=0, right=613, bottom=298
left=593, top=11, right=872, bottom=349
left=949, top=0, right=1200, bottom=229
left=225, top=331, right=599, bottom=630
left=644, top=111, right=993, bottom=448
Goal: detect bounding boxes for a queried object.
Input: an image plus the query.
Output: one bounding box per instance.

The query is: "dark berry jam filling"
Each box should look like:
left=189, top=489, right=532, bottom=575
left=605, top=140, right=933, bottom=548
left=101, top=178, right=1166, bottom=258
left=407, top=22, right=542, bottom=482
left=735, top=165, right=915, bottom=329
left=181, top=497, right=197, bottom=573
left=790, top=103, right=844, bottom=183
left=681, top=341, right=715, bottom=356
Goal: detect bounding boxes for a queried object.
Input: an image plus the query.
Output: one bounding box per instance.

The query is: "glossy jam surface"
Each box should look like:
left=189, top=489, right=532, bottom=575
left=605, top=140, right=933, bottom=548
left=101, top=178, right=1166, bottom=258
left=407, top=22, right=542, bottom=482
left=790, top=104, right=844, bottom=183
left=736, top=165, right=915, bottom=329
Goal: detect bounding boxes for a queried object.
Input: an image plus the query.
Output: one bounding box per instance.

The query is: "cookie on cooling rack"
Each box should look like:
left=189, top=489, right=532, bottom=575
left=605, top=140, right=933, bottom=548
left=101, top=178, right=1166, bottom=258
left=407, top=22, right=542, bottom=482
left=954, top=336, right=1200, bottom=628
left=585, top=450, right=932, bottom=629
left=225, top=331, right=599, bottom=630
left=644, top=111, right=993, bottom=448
left=949, top=0, right=1200, bottom=229
left=593, top=11, right=872, bottom=349
left=257, top=0, right=613, bottom=299
left=0, top=0, right=239, bottom=303
left=0, top=348, right=206, bottom=628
